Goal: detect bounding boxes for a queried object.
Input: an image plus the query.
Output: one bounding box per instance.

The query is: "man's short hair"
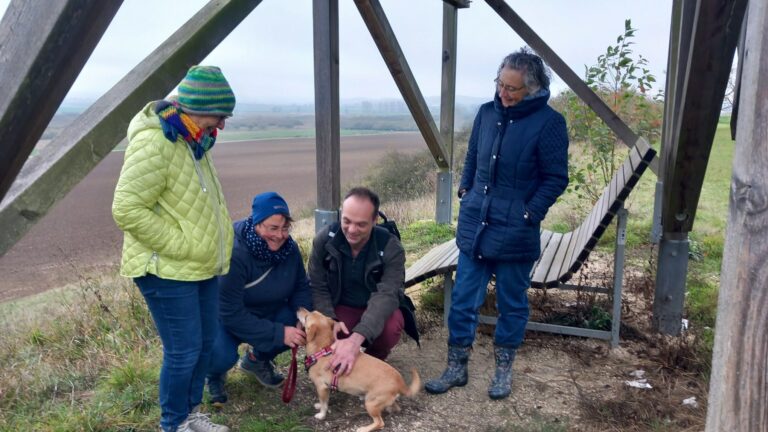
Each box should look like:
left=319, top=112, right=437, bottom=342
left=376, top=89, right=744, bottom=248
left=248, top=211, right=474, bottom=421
left=344, top=187, right=380, bottom=219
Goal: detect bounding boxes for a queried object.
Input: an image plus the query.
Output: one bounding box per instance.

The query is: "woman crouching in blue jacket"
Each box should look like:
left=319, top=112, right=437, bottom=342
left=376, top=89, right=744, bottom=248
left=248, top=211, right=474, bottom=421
left=206, top=192, right=312, bottom=405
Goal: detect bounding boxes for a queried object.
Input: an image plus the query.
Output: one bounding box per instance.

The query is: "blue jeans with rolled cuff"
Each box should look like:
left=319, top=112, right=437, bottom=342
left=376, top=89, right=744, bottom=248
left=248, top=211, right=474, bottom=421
left=207, top=304, right=297, bottom=377
left=447, top=250, right=535, bottom=348
left=134, top=274, right=219, bottom=432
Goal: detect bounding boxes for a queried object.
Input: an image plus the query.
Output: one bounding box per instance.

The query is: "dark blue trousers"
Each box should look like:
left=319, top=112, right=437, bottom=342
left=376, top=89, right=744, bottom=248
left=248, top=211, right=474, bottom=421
left=448, top=251, right=535, bottom=348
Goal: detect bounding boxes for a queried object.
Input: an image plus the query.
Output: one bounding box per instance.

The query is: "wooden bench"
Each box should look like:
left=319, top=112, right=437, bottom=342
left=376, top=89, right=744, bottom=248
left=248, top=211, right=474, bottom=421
left=405, top=138, right=657, bottom=347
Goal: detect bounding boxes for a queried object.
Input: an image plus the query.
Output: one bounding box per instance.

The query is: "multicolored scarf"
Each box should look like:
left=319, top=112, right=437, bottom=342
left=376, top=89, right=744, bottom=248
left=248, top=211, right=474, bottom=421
left=243, top=217, right=297, bottom=265
left=155, top=100, right=217, bottom=160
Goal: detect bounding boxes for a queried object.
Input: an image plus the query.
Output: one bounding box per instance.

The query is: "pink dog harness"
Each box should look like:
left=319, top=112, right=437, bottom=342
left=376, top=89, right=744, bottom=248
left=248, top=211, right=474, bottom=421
left=304, top=346, right=340, bottom=391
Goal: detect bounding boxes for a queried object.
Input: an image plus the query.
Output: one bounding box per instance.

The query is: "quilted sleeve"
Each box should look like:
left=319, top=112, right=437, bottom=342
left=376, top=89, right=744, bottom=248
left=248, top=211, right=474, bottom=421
left=526, top=112, right=570, bottom=224
left=112, top=134, right=191, bottom=260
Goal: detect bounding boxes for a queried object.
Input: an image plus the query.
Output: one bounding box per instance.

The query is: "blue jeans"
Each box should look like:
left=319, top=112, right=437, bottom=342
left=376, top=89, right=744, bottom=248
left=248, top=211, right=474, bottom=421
left=207, top=304, right=296, bottom=377
left=135, top=275, right=219, bottom=432
left=448, top=251, right=535, bottom=348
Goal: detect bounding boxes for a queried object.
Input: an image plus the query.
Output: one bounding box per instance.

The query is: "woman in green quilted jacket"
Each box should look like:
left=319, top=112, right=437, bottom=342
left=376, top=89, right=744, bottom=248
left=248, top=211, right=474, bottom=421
left=112, top=66, right=236, bottom=432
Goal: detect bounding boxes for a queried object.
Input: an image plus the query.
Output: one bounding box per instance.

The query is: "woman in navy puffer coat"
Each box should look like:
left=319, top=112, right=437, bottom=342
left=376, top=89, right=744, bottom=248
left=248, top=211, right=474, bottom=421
left=426, top=48, right=569, bottom=400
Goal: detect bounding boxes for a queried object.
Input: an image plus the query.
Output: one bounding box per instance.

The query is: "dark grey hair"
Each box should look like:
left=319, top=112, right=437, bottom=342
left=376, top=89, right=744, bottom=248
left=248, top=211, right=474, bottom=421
left=344, top=186, right=380, bottom=219
left=496, top=47, right=551, bottom=94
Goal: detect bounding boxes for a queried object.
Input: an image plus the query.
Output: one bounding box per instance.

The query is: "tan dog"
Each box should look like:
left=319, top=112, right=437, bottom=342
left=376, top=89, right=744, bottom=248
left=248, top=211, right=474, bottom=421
left=296, top=307, right=420, bottom=432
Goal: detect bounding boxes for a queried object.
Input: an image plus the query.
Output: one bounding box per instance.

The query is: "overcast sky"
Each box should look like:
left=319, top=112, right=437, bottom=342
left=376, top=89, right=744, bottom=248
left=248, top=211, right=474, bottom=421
left=1, top=0, right=673, bottom=105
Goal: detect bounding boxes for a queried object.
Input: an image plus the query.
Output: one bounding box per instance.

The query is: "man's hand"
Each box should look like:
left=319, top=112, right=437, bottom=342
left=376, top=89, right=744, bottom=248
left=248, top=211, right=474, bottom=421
left=283, top=325, right=307, bottom=348
left=329, top=332, right=365, bottom=376
left=333, top=320, right=349, bottom=340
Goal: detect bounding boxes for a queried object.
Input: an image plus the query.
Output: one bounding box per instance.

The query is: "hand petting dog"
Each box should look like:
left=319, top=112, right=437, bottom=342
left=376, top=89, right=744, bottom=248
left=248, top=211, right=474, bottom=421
left=297, top=307, right=420, bottom=432
left=329, top=323, right=364, bottom=375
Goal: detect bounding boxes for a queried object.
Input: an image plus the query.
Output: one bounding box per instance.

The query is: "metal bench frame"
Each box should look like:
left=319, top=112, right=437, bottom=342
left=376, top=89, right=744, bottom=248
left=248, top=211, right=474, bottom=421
left=405, top=138, right=656, bottom=347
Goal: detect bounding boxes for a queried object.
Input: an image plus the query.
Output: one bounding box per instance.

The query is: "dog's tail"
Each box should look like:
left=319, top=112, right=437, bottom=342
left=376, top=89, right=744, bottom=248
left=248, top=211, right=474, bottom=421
left=402, top=367, right=421, bottom=397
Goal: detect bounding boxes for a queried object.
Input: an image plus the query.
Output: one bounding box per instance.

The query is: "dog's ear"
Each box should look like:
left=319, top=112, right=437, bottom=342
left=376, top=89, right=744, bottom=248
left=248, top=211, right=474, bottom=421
left=306, top=320, right=317, bottom=342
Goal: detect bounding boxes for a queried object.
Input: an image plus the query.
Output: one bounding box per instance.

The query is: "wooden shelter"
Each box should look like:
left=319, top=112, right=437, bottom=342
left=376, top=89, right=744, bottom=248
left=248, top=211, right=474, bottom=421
left=0, top=0, right=764, bottom=428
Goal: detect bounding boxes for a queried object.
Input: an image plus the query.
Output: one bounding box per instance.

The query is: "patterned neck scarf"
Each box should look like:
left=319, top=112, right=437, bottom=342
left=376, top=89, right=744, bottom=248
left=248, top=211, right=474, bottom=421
left=155, top=100, right=217, bottom=160
left=243, top=218, right=297, bottom=265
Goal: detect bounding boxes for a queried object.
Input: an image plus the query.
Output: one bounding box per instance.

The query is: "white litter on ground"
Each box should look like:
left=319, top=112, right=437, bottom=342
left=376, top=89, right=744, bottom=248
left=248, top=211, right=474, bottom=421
left=624, top=379, right=653, bottom=389
left=683, top=396, right=698, bottom=408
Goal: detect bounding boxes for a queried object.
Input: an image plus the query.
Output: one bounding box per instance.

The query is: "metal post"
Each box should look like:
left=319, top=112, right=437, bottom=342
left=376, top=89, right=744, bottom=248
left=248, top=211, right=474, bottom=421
left=314, top=209, right=339, bottom=233
left=443, top=274, right=453, bottom=327
left=652, top=233, right=690, bottom=335
left=436, top=171, right=453, bottom=223
left=611, top=208, right=628, bottom=348
left=651, top=181, right=663, bottom=243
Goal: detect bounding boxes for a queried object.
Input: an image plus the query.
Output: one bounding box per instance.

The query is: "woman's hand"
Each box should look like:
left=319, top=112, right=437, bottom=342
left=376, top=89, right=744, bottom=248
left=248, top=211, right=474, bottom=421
left=283, top=325, right=306, bottom=348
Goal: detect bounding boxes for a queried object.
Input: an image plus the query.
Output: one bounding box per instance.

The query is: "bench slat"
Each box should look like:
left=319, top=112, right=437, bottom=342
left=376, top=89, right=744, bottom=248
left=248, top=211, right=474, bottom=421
left=545, top=231, right=574, bottom=285
left=530, top=229, right=555, bottom=278
left=531, top=232, right=563, bottom=285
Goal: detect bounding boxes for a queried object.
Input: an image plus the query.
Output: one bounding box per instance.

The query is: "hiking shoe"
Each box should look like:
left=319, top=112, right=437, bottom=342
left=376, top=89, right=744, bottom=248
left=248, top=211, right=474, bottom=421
left=425, top=345, right=471, bottom=394
left=186, top=411, right=230, bottom=432
left=240, top=351, right=284, bottom=388
left=206, top=373, right=228, bottom=407
left=159, top=419, right=193, bottom=432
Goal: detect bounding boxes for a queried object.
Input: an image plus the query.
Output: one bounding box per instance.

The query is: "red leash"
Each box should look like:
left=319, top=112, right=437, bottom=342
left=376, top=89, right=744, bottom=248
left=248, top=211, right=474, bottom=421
left=281, top=346, right=298, bottom=403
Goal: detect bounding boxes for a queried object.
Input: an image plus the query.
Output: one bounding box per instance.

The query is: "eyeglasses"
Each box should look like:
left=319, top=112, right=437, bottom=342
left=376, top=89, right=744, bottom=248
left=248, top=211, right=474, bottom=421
left=262, top=224, right=292, bottom=235
left=494, top=78, right=525, bottom=93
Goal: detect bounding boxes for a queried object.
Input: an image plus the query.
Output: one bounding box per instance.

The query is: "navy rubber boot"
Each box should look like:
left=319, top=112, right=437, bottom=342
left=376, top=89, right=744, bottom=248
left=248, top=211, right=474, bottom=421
left=488, top=345, right=516, bottom=400
left=424, top=345, right=471, bottom=394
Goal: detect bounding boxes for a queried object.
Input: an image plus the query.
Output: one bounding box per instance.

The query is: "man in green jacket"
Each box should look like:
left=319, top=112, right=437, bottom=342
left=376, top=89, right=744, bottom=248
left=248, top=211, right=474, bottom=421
left=112, top=65, right=235, bottom=432
left=308, top=187, right=407, bottom=376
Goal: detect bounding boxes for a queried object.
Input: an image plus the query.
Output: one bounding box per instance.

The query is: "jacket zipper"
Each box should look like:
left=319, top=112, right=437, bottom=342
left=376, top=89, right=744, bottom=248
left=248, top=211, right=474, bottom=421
left=187, top=146, right=208, bottom=193
left=204, top=155, right=226, bottom=274
left=146, top=251, right=158, bottom=272
left=187, top=145, right=224, bottom=274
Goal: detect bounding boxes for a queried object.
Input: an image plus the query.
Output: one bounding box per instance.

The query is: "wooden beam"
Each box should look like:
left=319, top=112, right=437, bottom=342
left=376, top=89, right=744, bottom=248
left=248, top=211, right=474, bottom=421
left=729, top=10, right=748, bottom=141
left=435, top=2, right=458, bottom=223
left=441, top=0, right=470, bottom=8
left=0, top=0, right=263, bottom=258
left=0, top=0, right=123, bottom=202
left=705, top=0, right=768, bottom=428
left=660, top=0, right=697, bottom=181
left=313, top=0, right=341, bottom=214
left=354, top=0, right=449, bottom=168
left=661, top=0, right=748, bottom=233
left=484, top=0, right=660, bottom=176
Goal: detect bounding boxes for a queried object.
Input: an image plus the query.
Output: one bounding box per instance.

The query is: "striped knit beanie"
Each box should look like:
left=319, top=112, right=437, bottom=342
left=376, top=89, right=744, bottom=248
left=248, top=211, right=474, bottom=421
left=176, top=65, right=236, bottom=117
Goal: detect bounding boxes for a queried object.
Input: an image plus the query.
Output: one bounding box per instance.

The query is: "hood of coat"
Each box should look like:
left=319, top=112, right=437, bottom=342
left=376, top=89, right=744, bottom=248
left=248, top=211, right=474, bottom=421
left=127, top=101, right=164, bottom=143
left=493, top=88, right=551, bottom=120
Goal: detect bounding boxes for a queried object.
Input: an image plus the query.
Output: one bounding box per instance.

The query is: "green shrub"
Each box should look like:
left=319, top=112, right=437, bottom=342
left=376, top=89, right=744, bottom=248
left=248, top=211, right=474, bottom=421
left=362, top=150, right=436, bottom=203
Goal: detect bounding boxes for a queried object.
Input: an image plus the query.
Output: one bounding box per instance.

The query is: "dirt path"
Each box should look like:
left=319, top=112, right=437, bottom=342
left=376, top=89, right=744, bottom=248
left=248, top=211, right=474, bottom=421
left=0, top=133, right=424, bottom=302
left=223, top=317, right=707, bottom=432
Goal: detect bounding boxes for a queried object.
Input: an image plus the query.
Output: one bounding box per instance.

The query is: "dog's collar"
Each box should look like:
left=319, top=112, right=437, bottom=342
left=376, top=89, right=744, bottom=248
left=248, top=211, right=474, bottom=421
left=304, top=346, right=333, bottom=372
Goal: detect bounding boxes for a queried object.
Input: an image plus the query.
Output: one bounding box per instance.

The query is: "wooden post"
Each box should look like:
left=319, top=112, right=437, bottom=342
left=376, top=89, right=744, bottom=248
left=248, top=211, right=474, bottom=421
left=436, top=2, right=458, bottom=224
left=313, top=0, right=341, bottom=232
left=0, top=0, right=263, bottom=258
left=0, top=0, right=123, bottom=202
left=705, top=0, right=768, bottom=428
left=354, top=0, right=449, bottom=168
